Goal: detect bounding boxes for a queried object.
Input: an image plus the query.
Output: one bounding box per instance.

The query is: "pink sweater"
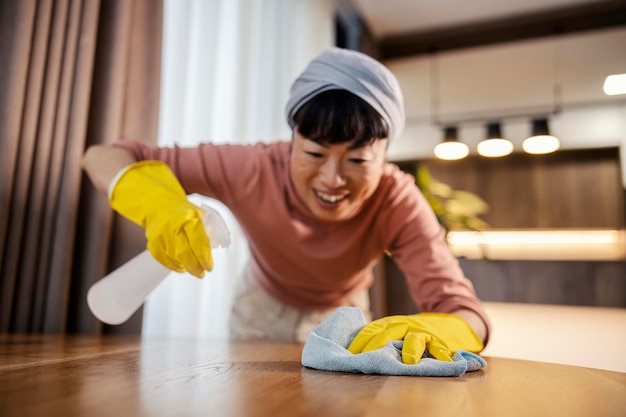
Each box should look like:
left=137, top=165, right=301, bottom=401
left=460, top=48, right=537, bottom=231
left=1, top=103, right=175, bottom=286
left=115, top=140, right=489, bottom=331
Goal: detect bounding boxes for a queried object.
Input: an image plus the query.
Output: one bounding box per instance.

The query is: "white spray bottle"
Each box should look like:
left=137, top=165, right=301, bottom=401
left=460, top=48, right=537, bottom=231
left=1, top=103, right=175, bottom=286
left=87, top=204, right=231, bottom=325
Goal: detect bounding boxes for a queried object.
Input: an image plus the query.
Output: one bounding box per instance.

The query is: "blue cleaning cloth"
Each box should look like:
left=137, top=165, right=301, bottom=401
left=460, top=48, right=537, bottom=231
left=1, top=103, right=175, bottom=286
left=301, top=307, right=487, bottom=377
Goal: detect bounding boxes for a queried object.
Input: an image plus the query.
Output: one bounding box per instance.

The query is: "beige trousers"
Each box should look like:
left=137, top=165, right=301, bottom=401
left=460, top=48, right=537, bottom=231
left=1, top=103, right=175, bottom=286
left=229, top=267, right=371, bottom=343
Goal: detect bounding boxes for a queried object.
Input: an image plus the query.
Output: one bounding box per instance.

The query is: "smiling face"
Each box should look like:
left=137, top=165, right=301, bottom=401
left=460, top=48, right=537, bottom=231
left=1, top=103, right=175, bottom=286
left=290, top=129, right=388, bottom=222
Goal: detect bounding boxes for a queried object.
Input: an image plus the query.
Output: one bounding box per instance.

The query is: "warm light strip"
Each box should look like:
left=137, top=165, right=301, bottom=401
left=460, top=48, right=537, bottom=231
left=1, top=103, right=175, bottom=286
left=446, top=229, right=626, bottom=260
left=447, top=230, right=621, bottom=246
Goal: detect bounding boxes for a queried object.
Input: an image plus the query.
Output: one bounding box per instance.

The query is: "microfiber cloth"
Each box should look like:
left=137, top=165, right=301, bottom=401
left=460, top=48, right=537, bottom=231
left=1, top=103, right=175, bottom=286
left=301, top=307, right=487, bottom=377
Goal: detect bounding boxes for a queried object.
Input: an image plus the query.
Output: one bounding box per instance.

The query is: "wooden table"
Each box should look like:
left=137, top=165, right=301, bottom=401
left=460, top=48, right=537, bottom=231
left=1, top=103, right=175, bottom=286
left=1, top=335, right=624, bottom=417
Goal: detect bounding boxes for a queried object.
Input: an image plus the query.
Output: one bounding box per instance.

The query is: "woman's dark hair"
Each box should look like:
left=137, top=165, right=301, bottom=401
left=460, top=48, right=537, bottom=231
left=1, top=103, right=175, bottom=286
left=293, top=89, right=388, bottom=146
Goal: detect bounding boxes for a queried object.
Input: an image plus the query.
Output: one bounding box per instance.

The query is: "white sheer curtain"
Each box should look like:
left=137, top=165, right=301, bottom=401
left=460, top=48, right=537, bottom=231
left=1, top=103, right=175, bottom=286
left=142, top=0, right=335, bottom=339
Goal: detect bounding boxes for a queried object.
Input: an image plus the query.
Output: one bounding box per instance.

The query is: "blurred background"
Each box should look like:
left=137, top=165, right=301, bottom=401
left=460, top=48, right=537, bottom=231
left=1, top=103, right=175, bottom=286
left=1, top=0, right=624, bottom=364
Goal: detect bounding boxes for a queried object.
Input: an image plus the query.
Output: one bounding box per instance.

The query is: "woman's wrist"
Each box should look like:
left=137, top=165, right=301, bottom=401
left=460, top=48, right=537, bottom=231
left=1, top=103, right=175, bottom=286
left=451, top=309, right=488, bottom=344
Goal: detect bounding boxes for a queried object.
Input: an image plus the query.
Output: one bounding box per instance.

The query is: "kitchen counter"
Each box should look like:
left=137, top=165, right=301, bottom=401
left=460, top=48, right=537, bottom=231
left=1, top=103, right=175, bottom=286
left=482, top=302, right=626, bottom=373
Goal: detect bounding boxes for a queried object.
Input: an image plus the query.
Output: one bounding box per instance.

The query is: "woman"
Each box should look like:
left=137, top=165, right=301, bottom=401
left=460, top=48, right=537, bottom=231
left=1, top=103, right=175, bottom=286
left=82, top=47, right=489, bottom=349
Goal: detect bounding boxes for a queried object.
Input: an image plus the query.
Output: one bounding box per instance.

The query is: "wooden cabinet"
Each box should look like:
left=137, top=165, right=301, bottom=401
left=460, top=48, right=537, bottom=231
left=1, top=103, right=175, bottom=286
left=377, top=148, right=626, bottom=312
left=395, top=147, right=625, bottom=229
left=379, top=256, right=626, bottom=315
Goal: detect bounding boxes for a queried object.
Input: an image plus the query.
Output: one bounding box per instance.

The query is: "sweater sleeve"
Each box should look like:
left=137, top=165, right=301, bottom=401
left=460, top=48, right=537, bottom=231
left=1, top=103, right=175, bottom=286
left=112, top=140, right=267, bottom=207
left=383, top=170, right=492, bottom=343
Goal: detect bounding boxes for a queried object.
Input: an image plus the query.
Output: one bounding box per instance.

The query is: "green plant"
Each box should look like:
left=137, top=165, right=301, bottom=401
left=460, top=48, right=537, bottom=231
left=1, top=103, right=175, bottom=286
left=415, top=166, right=489, bottom=234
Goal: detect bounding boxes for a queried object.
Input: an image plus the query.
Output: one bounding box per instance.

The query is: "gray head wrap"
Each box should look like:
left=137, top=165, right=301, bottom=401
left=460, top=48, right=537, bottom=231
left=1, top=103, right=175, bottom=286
left=285, top=47, right=406, bottom=142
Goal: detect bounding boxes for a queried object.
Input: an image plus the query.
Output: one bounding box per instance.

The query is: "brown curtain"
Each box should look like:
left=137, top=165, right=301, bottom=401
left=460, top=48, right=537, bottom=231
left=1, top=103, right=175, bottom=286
left=0, top=0, right=163, bottom=334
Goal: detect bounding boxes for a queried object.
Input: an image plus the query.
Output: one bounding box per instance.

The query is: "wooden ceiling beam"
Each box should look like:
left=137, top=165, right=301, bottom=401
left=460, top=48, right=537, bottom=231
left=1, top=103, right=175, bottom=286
left=379, top=0, right=626, bottom=59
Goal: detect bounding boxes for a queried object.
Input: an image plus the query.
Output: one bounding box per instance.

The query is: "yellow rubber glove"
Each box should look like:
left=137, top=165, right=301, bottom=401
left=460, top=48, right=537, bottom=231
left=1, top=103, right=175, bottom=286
left=347, top=313, right=484, bottom=364
left=109, top=160, right=213, bottom=278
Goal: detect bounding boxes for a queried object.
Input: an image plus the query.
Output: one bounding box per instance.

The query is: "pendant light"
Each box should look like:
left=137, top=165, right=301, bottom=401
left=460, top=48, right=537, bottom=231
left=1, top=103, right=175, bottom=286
left=522, top=36, right=561, bottom=155
left=477, top=122, right=513, bottom=157
left=434, top=126, right=469, bottom=160
left=430, top=54, right=468, bottom=161
left=523, top=118, right=560, bottom=154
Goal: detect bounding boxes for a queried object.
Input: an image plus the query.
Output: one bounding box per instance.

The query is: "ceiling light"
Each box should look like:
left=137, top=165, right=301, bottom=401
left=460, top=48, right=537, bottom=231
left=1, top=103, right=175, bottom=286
left=477, top=122, right=513, bottom=157
left=603, top=74, right=626, bottom=96
left=433, top=126, right=469, bottom=160
left=523, top=118, right=560, bottom=154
